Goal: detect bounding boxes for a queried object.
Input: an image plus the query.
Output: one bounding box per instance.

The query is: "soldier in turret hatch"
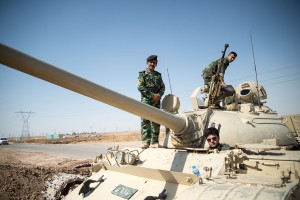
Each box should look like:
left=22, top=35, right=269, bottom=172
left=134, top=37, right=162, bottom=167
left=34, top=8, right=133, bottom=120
left=202, top=51, right=237, bottom=105
left=138, top=55, right=165, bottom=149
left=204, top=127, right=231, bottom=151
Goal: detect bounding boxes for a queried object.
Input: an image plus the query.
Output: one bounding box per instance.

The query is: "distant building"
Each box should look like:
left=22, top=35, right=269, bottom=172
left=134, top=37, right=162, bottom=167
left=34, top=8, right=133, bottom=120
left=46, top=133, right=61, bottom=139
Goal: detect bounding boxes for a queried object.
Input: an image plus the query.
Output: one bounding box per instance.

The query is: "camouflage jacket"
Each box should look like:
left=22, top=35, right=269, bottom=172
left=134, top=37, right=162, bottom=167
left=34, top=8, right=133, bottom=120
left=138, top=69, right=165, bottom=105
left=202, top=57, right=230, bottom=78
left=209, top=143, right=232, bottom=151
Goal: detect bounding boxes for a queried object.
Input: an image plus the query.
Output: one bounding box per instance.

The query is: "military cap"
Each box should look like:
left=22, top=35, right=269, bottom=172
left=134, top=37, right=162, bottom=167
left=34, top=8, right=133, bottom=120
left=146, top=55, right=158, bottom=61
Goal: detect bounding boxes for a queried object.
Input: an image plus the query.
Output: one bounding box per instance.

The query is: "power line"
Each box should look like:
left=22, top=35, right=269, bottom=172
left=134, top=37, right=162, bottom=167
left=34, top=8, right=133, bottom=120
left=261, top=77, right=300, bottom=87
left=227, top=64, right=300, bottom=82
left=259, top=64, right=300, bottom=75
left=259, top=72, right=300, bottom=83
left=37, top=107, right=120, bottom=118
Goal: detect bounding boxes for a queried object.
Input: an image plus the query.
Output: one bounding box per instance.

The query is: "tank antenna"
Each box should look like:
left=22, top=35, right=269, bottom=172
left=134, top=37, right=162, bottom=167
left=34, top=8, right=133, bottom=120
left=166, top=67, right=173, bottom=94
left=250, top=31, right=262, bottom=109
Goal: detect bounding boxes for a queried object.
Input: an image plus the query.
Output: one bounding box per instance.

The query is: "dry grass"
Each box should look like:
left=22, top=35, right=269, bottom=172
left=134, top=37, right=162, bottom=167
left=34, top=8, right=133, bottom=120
left=11, top=131, right=166, bottom=144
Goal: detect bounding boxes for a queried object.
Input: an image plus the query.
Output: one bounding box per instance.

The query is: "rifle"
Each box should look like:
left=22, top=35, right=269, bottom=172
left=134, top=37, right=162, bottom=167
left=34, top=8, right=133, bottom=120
left=206, top=44, right=229, bottom=107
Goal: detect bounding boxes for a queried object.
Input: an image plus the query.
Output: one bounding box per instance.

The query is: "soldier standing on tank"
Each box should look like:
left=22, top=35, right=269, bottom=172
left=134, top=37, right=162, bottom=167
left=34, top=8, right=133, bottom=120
left=202, top=52, right=237, bottom=104
left=138, top=55, right=165, bottom=149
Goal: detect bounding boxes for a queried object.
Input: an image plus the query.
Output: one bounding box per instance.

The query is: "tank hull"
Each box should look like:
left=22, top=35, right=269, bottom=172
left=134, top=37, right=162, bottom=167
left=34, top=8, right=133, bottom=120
left=65, top=147, right=300, bottom=200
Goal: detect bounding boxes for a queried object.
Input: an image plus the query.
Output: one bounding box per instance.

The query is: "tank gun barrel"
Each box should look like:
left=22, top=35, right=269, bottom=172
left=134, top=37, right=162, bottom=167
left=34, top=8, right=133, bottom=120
left=0, top=43, right=186, bottom=133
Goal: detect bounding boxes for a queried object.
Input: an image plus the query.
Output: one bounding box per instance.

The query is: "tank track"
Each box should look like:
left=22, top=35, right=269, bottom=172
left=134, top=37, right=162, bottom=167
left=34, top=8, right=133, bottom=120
left=42, top=173, right=86, bottom=200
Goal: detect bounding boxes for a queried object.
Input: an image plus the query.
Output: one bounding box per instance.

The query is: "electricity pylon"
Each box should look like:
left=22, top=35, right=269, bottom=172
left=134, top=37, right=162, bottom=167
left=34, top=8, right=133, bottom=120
left=16, top=110, right=35, bottom=138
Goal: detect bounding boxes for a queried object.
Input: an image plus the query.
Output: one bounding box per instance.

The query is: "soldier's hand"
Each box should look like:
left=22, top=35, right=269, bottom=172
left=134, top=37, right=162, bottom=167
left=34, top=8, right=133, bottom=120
left=221, top=82, right=227, bottom=88
left=152, top=94, right=160, bottom=104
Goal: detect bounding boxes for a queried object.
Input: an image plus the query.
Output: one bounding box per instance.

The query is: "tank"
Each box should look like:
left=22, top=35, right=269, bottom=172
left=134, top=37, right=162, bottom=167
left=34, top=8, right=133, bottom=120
left=1, top=43, right=299, bottom=200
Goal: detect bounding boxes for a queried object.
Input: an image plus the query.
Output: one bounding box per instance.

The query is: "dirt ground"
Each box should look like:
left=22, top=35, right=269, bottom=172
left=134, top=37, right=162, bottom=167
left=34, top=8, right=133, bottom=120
left=0, top=148, right=93, bottom=200
left=0, top=131, right=166, bottom=200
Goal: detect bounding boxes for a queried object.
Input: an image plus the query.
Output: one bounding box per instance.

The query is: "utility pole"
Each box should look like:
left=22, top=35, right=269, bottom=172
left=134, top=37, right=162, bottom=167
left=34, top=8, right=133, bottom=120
left=16, top=110, right=35, bottom=138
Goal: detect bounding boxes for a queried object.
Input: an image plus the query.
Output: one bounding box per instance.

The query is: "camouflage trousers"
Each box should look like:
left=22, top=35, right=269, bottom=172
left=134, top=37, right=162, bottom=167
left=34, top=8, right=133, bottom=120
left=141, top=118, right=160, bottom=145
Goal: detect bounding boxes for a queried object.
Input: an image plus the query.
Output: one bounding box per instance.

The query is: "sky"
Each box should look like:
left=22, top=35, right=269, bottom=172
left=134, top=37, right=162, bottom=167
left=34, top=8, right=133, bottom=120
left=0, top=0, right=299, bottom=138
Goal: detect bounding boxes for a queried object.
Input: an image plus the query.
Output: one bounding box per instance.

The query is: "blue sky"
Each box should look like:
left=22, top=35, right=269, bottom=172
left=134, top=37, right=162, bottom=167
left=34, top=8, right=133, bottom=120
left=1, top=0, right=299, bottom=138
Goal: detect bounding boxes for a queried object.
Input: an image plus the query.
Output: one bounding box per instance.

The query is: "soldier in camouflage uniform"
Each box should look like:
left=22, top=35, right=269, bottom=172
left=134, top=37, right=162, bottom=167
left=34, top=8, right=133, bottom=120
left=138, top=55, right=165, bottom=149
left=202, top=52, right=237, bottom=103
left=204, top=127, right=231, bottom=151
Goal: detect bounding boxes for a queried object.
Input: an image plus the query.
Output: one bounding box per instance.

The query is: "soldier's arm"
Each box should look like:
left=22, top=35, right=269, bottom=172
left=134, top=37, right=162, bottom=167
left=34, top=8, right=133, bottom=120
left=218, top=61, right=227, bottom=87
left=219, top=58, right=230, bottom=87
left=158, top=75, right=165, bottom=97
left=219, top=76, right=227, bottom=87
left=152, top=74, right=165, bottom=103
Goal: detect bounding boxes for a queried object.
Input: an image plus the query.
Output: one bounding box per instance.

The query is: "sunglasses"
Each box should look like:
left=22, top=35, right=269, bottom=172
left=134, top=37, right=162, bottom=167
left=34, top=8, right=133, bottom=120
left=207, top=137, right=218, bottom=142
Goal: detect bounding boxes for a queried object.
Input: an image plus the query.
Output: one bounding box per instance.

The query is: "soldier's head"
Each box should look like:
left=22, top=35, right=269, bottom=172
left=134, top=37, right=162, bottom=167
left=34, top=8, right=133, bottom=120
left=146, top=55, right=158, bottom=73
left=227, top=52, right=237, bottom=63
left=204, top=127, right=220, bottom=148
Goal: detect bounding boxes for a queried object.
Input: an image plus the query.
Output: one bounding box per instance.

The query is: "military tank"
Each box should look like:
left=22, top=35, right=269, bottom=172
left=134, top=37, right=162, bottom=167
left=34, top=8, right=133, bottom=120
left=1, top=43, right=299, bottom=200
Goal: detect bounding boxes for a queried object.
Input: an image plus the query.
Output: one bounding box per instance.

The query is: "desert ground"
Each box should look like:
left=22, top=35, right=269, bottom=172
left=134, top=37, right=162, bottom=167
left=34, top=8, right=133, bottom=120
left=0, top=131, right=164, bottom=200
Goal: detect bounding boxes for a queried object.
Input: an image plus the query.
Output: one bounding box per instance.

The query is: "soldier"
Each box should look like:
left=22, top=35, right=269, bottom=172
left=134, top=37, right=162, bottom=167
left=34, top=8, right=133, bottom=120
left=204, top=127, right=231, bottom=151
left=138, top=55, right=165, bottom=149
left=202, top=51, right=237, bottom=105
